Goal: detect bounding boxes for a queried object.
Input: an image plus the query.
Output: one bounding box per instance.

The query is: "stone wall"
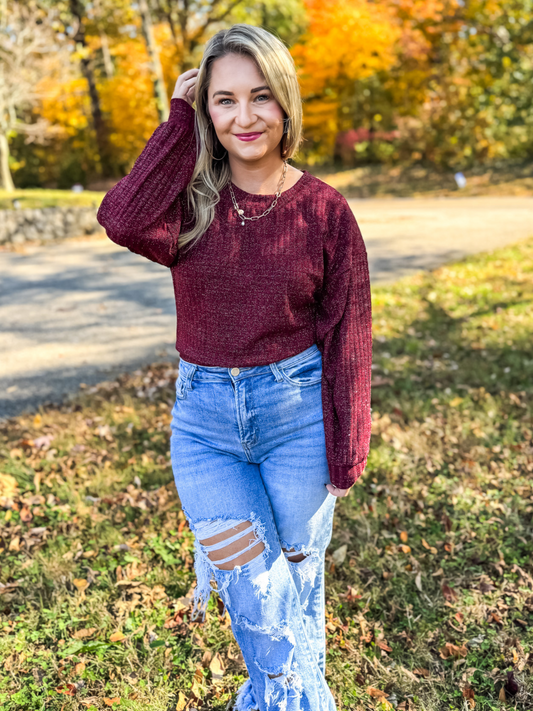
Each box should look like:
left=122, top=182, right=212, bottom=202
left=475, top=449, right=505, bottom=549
left=0, top=207, right=104, bottom=245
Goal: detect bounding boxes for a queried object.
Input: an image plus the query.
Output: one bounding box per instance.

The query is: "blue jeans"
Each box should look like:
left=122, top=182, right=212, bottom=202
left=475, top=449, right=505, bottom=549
left=170, top=343, right=337, bottom=711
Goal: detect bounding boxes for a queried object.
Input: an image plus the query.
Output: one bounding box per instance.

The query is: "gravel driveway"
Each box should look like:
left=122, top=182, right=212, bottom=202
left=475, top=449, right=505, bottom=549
left=1, top=195, right=532, bottom=421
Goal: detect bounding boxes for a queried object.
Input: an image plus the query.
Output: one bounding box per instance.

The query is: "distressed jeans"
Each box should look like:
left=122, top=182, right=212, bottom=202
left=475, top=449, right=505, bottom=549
left=169, top=343, right=337, bottom=711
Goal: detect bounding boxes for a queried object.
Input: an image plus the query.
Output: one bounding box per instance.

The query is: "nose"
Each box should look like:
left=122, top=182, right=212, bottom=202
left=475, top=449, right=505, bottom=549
left=235, top=101, right=257, bottom=130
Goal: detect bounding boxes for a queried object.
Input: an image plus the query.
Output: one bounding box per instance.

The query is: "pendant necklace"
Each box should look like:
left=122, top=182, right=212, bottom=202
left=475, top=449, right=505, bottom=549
left=228, top=161, right=288, bottom=226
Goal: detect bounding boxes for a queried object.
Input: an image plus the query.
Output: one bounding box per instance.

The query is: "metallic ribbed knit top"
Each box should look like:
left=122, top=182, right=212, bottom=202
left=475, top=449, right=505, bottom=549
left=97, top=98, right=372, bottom=488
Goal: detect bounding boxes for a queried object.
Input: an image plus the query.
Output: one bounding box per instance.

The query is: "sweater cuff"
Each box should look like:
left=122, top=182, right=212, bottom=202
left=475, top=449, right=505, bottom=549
left=328, top=460, right=366, bottom=489
left=169, top=97, right=195, bottom=123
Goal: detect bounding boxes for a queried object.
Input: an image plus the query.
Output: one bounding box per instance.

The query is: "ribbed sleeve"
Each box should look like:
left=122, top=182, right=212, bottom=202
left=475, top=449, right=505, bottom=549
left=315, top=199, right=373, bottom=489
left=96, top=98, right=197, bottom=267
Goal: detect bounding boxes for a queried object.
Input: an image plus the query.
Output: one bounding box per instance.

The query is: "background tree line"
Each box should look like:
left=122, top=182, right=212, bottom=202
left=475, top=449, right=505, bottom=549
left=1, top=0, right=532, bottom=190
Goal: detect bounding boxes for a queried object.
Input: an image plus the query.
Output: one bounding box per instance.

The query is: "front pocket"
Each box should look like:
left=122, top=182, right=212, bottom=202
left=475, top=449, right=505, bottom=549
left=279, top=351, right=322, bottom=387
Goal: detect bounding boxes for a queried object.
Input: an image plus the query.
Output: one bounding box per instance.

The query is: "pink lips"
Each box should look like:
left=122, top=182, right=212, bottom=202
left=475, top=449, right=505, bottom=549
left=235, top=132, right=263, bottom=142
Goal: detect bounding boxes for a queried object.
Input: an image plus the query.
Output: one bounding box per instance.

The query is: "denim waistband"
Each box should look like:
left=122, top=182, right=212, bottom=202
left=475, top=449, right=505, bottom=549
left=177, top=343, right=320, bottom=383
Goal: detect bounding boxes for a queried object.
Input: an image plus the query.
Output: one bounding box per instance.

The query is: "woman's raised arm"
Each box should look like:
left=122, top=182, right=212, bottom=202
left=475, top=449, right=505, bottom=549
left=96, top=70, right=199, bottom=267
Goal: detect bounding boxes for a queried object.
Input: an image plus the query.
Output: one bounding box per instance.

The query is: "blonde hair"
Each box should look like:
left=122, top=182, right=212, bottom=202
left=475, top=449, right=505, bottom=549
left=179, top=24, right=303, bottom=252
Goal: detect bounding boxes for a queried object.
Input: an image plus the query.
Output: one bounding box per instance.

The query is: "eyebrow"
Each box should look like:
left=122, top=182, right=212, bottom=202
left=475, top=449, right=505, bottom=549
left=212, top=85, right=270, bottom=98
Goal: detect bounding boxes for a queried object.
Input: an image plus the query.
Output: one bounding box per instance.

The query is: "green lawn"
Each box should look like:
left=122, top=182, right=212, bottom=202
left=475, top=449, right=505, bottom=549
left=2, top=158, right=532, bottom=212
left=1, top=239, right=532, bottom=710
left=0, top=189, right=105, bottom=211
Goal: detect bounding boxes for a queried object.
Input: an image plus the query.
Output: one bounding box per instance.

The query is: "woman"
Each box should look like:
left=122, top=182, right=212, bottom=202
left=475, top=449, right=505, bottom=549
left=97, top=24, right=372, bottom=711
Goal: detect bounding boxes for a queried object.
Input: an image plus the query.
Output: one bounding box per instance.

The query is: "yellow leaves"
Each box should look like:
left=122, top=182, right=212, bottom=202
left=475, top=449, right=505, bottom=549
left=109, top=631, right=126, bottom=642
left=400, top=531, right=409, bottom=543
left=422, top=538, right=438, bottom=554
left=0, top=472, right=19, bottom=503
left=291, top=0, right=400, bottom=156
left=73, top=579, right=89, bottom=592
left=450, top=396, right=464, bottom=407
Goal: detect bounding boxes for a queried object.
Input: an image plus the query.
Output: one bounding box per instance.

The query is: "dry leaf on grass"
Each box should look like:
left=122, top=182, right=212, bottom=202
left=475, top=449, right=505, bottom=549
left=331, top=545, right=348, bottom=566
left=439, top=642, right=468, bottom=659
left=209, top=652, right=225, bottom=680
left=442, top=583, right=458, bottom=602
left=73, top=579, right=89, bottom=592
left=367, top=686, right=388, bottom=698
left=109, top=631, right=126, bottom=642
left=72, top=628, right=97, bottom=639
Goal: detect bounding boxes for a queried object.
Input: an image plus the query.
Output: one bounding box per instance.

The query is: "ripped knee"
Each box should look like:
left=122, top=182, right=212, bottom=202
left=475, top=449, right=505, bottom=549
left=199, top=520, right=265, bottom=571
left=282, top=547, right=307, bottom=563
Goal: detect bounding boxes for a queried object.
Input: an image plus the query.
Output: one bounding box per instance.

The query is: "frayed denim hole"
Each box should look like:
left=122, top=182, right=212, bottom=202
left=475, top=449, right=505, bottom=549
left=264, top=668, right=303, bottom=711
left=189, top=515, right=269, bottom=616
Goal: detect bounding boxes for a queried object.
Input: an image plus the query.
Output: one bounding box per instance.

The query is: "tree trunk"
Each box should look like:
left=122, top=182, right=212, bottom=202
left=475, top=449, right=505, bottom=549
left=99, top=30, right=114, bottom=79
left=69, top=0, right=115, bottom=178
left=139, top=0, right=169, bottom=123
left=0, top=131, right=15, bottom=191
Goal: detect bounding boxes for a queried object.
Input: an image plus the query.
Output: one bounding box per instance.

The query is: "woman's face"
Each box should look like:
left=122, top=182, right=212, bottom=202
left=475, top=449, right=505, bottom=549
left=206, top=53, right=285, bottom=164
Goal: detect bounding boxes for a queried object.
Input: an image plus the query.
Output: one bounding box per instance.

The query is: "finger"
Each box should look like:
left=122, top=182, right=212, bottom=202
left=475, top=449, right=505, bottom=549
left=180, top=76, right=198, bottom=89
left=180, top=68, right=199, bottom=79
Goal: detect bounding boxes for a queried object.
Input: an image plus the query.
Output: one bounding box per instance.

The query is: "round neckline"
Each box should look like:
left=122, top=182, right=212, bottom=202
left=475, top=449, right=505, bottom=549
left=228, top=169, right=311, bottom=203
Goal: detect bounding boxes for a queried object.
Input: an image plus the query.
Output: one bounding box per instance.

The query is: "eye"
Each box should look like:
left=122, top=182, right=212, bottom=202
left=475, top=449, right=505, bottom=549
left=255, top=93, right=270, bottom=102
left=219, top=98, right=234, bottom=105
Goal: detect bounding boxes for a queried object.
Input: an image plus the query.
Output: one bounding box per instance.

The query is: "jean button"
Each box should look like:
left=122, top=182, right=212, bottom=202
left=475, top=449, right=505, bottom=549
left=231, top=367, right=240, bottom=376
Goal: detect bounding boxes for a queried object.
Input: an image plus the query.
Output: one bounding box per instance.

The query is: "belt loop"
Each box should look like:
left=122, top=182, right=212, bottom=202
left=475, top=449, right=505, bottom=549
left=186, top=364, right=198, bottom=388
left=269, top=362, right=284, bottom=383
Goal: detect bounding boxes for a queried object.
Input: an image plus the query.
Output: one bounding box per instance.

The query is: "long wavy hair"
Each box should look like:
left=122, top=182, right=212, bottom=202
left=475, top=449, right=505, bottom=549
left=179, top=24, right=303, bottom=252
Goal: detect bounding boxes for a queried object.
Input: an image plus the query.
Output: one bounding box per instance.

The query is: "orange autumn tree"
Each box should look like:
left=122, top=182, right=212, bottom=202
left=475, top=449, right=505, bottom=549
left=291, top=0, right=400, bottom=163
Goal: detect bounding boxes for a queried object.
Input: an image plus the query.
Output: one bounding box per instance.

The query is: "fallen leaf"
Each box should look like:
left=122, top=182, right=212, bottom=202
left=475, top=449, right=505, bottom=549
left=73, top=579, right=89, bottom=592
left=489, top=612, right=503, bottom=625
left=72, top=628, right=97, bottom=639
left=20, top=506, right=33, bottom=523
left=8, top=536, right=20, bottom=552
left=442, top=583, right=458, bottom=602
left=331, top=545, right=348, bottom=566
left=376, top=640, right=393, bottom=652
left=399, top=544, right=411, bottom=554
left=439, top=642, right=468, bottom=659
left=367, top=686, right=388, bottom=698
left=74, top=662, right=86, bottom=674
left=415, top=571, right=422, bottom=591
left=109, top=631, right=126, bottom=642
left=498, top=687, right=506, bottom=701
left=400, top=531, right=408, bottom=542
left=504, top=670, right=519, bottom=696
left=209, top=652, right=225, bottom=680
left=413, top=668, right=430, bottom=677
left=454, top=612, right=464, bottom=623
left=103, top=698, right=121, bottom=706
left=175, top=691, right=188, bottom=711
left=462, top=687, right=475, bottom=699
left=56, top=684, right=76, bottom=696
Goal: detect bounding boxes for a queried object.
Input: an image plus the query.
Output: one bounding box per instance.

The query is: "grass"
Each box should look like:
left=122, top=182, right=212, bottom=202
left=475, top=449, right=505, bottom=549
left=317, top=160, right=533, bottom=199
left=0, top=189, right=106, bottom=211
left=2, top=158, right=532, bottom=212
left=0, top=238, right=532, bottom=710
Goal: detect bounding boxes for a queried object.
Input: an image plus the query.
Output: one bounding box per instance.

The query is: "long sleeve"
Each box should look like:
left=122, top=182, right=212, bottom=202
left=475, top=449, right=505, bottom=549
left=96, top=98, right=197, bottom=267
left=315, top=198, right=372, bottom=489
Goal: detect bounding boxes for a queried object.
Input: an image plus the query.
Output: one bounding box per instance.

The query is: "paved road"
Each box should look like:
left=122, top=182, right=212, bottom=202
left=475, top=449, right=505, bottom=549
left=1, top=196, right=532, bottom=421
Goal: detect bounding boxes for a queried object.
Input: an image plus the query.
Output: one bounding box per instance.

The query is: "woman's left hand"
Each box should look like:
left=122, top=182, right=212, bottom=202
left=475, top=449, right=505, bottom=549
left=326, top=483, right=352, bottom=498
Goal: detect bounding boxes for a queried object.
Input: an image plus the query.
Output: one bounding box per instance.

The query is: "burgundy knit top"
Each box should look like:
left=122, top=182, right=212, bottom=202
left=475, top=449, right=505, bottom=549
left=96, top=98, right=372, bottom=488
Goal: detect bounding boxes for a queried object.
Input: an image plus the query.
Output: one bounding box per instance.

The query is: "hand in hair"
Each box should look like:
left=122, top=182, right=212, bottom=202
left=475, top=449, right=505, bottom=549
left=172, top=68, right=199, bottom=107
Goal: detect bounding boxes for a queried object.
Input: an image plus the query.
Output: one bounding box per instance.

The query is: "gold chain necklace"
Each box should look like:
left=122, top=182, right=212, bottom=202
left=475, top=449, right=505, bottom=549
left=228, top=161, right=288, bottom=226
